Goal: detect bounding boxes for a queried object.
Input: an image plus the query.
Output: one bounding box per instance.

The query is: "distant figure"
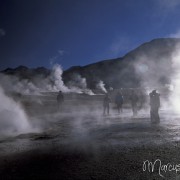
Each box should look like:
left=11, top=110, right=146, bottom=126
left=129, top=90, right=139, bottom=117
left=149, top=90, right=160, bottom=124
left=103, top=94, right=111, bottom=115
left=115, top=92, right=124, bottom=114
left=57, top=91, right=64, bottom=111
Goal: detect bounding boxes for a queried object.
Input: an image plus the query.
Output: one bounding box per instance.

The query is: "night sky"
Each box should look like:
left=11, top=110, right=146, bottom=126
left=1, top=0, right=180, bottom=70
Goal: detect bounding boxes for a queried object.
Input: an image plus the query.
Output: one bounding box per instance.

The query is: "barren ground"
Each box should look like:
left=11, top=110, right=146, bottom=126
left=1, top=93, right=180, bottom=180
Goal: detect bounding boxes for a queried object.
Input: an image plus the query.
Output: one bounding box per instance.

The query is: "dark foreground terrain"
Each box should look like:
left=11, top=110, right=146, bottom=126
left=2, top=141, right=180, bottom=180
left=1, top=93, right=180, bottom=180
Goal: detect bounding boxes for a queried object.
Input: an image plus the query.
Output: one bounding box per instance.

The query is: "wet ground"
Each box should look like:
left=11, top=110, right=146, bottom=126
left=1, top=94, right=180, bottom=179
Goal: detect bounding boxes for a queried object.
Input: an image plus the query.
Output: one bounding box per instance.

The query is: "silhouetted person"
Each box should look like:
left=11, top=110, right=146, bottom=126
left=115, top=92, right=124, bottom=114
left=149, top=90, right=160, bottom=124
left=129, top=90, right=139, bottom=116
left=103, top=94, right=111, bottom=115
left=57, top=91, right=64, bottom=111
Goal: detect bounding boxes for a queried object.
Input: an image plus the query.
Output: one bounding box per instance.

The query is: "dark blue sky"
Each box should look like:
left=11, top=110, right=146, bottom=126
left=1, top=0, right=180, bottom=70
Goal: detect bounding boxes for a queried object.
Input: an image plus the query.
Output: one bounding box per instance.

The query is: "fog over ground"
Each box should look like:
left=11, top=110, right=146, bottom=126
left=0, top=64, right=106, bottom=95
left=1, top=40, right=180, bottom=147
left=0, top=87, right=34, bottom=136
left=1, top=43, right=180, bottom=180
left=0, top=63, right=109, bottom=138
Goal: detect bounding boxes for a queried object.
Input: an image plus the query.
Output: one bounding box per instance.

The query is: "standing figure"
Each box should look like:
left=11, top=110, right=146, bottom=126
left=149, top=90, right=160, bottom=123
left=103, top=94, right=111, bottom=115
left=57, top=91, right=64, bottom=111
left=115, top=92, right=124, bottom=114
left=129, top=90, right=139, bottom=117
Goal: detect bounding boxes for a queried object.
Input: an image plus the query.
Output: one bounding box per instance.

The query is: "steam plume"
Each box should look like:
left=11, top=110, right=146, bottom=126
left=96, top=80, right=107, bottom=93
left=0, top=86, right=33, bottom=136
left=169, top=43, right=180, bottom=112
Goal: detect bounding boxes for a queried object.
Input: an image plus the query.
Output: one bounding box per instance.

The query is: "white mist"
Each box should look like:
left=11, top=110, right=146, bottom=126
left=0, top=86, right=32, bottom=136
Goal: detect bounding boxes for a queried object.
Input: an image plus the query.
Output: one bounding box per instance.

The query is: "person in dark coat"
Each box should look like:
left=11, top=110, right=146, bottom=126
left=115, top=92, right=124, bottom=114
left=57, top=91, right=64, bottom=110
left=103, top=94, right=111, bottom=115
left=149, top=90, right=160, bottom=123
left=129, top=90, right=139, bottom=117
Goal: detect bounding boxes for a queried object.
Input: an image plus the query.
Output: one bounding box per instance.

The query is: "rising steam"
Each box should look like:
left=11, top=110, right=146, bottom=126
left=0, top=64, right=95, bottom=95
left=49, top=64, right=70, bottom=92
left=96, top=80, right=107, bottom=93
left=66, top=73, right=94, bottom=95
left=0, top=86, right=33, bottom=136
left=169, top=43, right=180, bottom=113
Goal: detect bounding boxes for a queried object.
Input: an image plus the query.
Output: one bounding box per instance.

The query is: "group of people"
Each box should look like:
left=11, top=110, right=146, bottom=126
left=57, top=89, right=160, bottom=124
left=103, top=90, right=139, bottom=116
left=103, top=89, right=160, bottom=124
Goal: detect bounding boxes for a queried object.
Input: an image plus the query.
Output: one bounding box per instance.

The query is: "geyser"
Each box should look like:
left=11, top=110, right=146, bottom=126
left=0, top=86, right=32, bottom=136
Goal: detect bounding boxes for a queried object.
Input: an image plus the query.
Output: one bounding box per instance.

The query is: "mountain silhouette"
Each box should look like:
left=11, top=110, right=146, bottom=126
left=1, top=38, right=179, bottom=89
left=63, top=38, right=179, bottom=88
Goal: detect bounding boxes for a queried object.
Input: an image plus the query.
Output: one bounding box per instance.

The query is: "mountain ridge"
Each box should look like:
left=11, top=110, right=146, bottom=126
left=1, top=38, right=180, bottom=89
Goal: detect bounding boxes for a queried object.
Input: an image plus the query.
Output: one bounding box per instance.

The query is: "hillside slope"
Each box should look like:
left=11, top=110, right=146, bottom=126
left=1, top=38, right=180, bottom=89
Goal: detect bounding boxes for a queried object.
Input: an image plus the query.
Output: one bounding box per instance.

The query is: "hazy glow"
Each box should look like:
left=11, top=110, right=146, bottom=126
left=96, top=80, right=107, bottom=93
left=0, top=86, right=33, bottom=136
left=170, top=44, right=180, bottom=112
